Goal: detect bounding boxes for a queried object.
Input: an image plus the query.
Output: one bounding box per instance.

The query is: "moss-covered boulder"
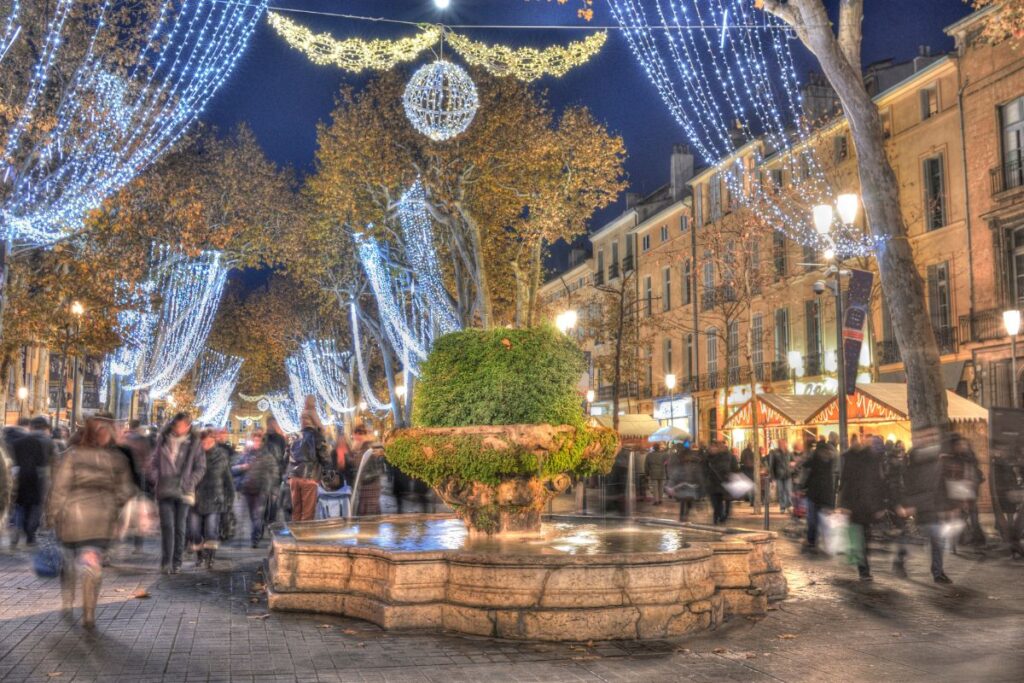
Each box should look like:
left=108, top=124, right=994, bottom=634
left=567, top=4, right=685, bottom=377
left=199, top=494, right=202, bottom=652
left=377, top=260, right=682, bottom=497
left=386, top=327, right=618, bottom=534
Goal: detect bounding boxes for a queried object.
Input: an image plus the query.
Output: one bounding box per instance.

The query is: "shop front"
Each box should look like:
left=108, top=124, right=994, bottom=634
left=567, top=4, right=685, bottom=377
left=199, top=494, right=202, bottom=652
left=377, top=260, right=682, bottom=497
left=653, top=395, right=693, bottom=436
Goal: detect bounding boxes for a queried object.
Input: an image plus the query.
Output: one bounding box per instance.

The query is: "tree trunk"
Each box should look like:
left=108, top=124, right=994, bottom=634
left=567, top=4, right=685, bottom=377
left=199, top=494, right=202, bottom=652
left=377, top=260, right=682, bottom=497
left=764, top=0, right=949, bottom=435
left=747, top=305, right=762, bottom=514
left=526, top=240, right=543, bottom=328
left=611, top=288, right=626, bottom=432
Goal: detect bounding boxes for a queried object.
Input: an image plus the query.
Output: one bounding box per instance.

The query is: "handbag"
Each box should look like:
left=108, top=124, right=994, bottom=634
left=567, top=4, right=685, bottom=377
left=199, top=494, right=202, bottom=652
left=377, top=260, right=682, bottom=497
left=32, top=533, right=63, bottom=578
left=724, top=473, right=755, bottom=500
left=117, top=495, right=158, bottom=539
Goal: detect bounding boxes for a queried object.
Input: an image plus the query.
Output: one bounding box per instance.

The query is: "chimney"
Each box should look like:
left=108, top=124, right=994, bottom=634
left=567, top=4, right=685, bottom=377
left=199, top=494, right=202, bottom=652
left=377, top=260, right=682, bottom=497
left=670, top=143, right=695, bottom=202
left=625, top=192, right=640, bottom=209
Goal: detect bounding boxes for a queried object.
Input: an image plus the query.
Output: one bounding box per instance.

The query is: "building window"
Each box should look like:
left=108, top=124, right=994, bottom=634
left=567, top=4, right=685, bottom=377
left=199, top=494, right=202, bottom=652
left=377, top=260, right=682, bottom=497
left=596, top=249, right=604, bottom=279
left=695, top=186, right=705, bottom=226
left=660, top=225, right=669, bottom=242
left=709, top=173, right=722, bottom=221
left=1013, top=228, right=1024, bottom=308
left=646, top=344, right=653, bottom=393
left=923, top=155, right=947, bottom=230
left=702, top=251, right=714, bottom=290
left=833, top=134, right=849, bottom=162
left=644, top=275, right=653, bottom=317
left=774, top=307, right=790, bottom=363
left=881, top=108, right=893, bottom=139
left=920, top=86, right=939, bottom=120
left=805, top=299, right=822, bottom=374
left=752, top=314, right=764, bottom=378
left=682, top=259, right=692, bottom=305
left=642, top=234, right=651, bottom=252
left=680, top=214, right=689, bottom=232
left=706, top=329, right=718, bottom=387
left=803, top=243, right=817, bottom=271
left=663, top=338, right=673, bottom=375
left=727, top=321, right=740, bottom=384
left=662, top=267, right=672, bottom=311
left=773, top=233, right=787, bottom=278
left=770, top=169, right=784, bottom=193
left=611, top=240, right=619, bottom=272
left=1001, top=95, right=1024, bottom=190
left=685, top=333, right=694, bottom=380
left=927, top=262, right=953, bottom=354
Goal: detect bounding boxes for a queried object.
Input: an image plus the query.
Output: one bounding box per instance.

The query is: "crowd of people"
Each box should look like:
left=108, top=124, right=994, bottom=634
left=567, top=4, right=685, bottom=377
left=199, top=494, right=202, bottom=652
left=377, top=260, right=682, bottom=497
left=0, top=398, right=391, bottom=629
left=643, top=429, right=986, bottom=584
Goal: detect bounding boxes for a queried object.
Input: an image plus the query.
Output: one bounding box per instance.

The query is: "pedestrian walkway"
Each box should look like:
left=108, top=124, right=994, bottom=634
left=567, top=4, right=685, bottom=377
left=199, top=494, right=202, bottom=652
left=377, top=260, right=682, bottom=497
left=1, top=510, right=1023, bottom=682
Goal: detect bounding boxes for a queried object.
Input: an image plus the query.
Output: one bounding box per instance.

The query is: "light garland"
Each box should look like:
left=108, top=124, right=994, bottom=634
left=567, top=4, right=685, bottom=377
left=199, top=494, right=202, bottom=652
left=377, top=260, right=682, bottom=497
left=605, top=0, right=874, bottom=257
left=300, top=339, right=354, bottom=414
left=403, top=60, right=479, bottom=141
left=285, top=352, right=332, bottom=425
left=0, top=0, right=20, bottom=66
left=195, top=350, right=243, bottom=427
left=266, top=11, right=440, bottom=72
left=2, top=0, right=268, bottom=245
left=446, top=30, right=607, bottom=82
left=349, top=301, right=392, bottom=412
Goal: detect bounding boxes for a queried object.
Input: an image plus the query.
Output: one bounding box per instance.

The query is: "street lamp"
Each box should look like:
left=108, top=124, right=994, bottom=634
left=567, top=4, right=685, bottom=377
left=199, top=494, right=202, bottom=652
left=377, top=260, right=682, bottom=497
left=665, top=373, right=677, bottom=429
left=555, top=309, right=578, bottom=335
left=585, top=389, right=595, bottom=415
left=16, top=386, right=28, bottom=418
left=358, top=400, right=368, bottom=413
left=395, top=384, right=407, bottom=400
left=787, top=350, right=804, bottom=391
left=1004, top=309, right=1021, bottom=408
left=813, top=194, right=860, bottom=452
left=69, top=300, right=85, bottom=429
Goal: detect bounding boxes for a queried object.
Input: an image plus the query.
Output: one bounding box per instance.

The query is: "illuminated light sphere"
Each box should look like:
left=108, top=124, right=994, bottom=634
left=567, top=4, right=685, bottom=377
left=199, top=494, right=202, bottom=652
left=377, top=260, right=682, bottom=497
left=434, top=0, right=451, bottom=8
left=257, top=398, right=270, bottom=412
left=403, top=60, right=478, bottom=142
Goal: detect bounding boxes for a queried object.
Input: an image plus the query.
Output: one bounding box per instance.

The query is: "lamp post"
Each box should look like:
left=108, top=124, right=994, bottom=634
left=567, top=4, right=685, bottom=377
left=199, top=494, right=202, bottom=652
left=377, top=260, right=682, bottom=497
left=69, top=300, right=84, bottom=429
left=665, top=373, right=677, bottom=429
left=585, top=388, right=595, bottom=416
left=813, top=194, right=860, bottom=452
left=1005, top=309, right=1021, bottom=408
left=16, top=386, right=28, bottom=419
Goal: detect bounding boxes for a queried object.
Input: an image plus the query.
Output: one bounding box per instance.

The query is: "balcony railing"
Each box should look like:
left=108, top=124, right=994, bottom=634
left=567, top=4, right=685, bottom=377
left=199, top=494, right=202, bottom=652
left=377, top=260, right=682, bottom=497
left=621, top=255, right=634, bottom=274
left=991, top=153, right=1024, bottom=196
left=934, top=325, right=958, bottom=355
left=959, top=309, right=1010, bottom=343
left=804, top=351, right=824, bottom=377
left=876, top=340, right=901, bottom=365
left=593, top=269, right=604, bottom=287
left=608, top=261, right=619, bottom=280
left=700, top=285, right=737, bottom=311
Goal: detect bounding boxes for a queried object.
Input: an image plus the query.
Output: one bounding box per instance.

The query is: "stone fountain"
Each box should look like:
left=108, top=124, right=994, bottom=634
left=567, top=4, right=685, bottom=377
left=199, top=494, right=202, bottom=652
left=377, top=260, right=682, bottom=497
left=265, top=327, right=786, bottom=640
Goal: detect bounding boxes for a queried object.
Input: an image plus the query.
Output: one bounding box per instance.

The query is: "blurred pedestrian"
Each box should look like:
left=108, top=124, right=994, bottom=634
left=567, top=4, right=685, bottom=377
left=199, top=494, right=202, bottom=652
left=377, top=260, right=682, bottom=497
left=264, top=417, right=289, bottom=524
left=801, top=436, right=837, bottom=552
left=666, top=441, right=705, bottom=521
left=946, top=434, right=985, bottom=547
left=897, top=428, right=954, bottom=583
left=740, top=443, right=756, bottom=506
left=190, top=430, right=233, bottom=568
left=838, top=436, right=886, bottom=580
left=286, top=404, right=330, bottom=522
left=646, top=444, right=668, bottom=506
left=118, top=419, right=152, bottom=554
left=237, top=430, right=278, bottom=547
left=705, top=441, right=739, bottom=525
left=10, top=416, right=56, bottom=547
left=150, top=413, right=206, bottom=574
left=768, top=441, right=794, bottom=513
left=46, top=417, right=136, bottom=628
left=349, top=425, right=385, bottom=516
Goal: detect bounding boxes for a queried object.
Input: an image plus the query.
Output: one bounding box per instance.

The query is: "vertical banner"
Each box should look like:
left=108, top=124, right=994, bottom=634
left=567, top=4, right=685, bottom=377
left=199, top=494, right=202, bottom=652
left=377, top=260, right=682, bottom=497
left=842, top=269, right=874, bottom=395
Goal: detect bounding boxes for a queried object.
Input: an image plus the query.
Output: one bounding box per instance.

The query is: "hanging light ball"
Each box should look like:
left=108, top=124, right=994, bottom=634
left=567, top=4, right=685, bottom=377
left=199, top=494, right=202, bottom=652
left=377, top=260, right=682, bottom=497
left=403, top=60, right=479, bottom=142
left=257, top=398, right=270, bottom=412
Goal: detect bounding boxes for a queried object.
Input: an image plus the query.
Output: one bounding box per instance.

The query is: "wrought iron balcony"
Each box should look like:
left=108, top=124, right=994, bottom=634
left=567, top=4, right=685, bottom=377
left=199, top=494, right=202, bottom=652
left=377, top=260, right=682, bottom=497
left=934, top=325, right=958, bottom=356
left=608, top=262, right=619, bottom=280
left=959, top=309, right=1010, bottom=343
left=991, top=153, right=1024, bottom=196
left=593, top=269, right=604, bottom=287
left=804, top=352, right=824, bottom=377
left=876, top=340, right=901, bottom=365
left=621, top=255, right=634, bottom=274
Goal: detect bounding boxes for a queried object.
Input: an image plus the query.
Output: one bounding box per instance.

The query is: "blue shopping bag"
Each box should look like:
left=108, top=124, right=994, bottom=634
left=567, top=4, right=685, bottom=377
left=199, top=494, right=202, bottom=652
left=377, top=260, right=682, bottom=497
left=32, top=534, right=63, bottom=578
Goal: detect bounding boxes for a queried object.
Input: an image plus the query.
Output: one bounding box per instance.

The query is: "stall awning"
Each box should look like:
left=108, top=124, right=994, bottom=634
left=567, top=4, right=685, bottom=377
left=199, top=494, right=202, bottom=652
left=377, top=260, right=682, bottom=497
left=723, top=393, right=832, bottom=429
left=590, top=414, right=662, bottom=439
left=879, top=361, right=966, bottom=391
left=807, top=383, right=988, bottom=425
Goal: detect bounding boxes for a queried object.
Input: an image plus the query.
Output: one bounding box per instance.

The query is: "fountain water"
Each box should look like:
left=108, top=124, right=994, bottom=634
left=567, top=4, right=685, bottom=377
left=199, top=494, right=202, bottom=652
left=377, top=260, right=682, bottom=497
left=346, top=447, right=375, bottom=521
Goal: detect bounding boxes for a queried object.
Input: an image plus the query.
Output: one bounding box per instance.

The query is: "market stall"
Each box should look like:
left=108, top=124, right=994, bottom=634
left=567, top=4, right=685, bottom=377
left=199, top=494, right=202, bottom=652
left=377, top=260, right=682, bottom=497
left=722, top=393, right=832, bottom=451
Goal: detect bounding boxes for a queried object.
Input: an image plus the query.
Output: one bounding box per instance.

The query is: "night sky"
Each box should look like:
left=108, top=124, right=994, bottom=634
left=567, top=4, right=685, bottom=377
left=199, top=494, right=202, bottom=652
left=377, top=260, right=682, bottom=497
left=204, top=0, right=974, bottom=265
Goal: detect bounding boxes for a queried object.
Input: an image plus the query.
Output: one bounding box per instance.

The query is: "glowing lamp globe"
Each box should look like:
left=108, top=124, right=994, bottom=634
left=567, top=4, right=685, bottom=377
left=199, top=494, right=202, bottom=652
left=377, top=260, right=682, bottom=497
left=403, top=60, right=479, bottom=142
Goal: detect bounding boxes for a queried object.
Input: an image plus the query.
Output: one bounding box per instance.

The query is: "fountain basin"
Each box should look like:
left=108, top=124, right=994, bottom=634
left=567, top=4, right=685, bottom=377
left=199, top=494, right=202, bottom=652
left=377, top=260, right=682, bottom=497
left=266, top=514, right=786, bottom=641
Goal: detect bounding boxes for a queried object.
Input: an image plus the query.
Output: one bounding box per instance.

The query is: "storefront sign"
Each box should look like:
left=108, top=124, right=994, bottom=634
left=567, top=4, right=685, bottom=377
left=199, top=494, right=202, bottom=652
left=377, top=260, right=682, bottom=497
left=842, top=269, right=874, bottom=395
left=653, top=397, right=692, bottom=421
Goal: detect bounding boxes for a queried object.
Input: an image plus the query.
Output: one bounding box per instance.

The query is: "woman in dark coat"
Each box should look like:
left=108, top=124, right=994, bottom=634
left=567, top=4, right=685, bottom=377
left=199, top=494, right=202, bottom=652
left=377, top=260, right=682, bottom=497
left=839, top=437, right=885, bottom=579
left=149, top=413, right=206, bottom=574
left=189, top=430, right=234, bottom=569
left=801, top=437, right=837, bottom=550
left=237, top=431, right=279, bottom=547
left=666, top=444, right=706, bottom=522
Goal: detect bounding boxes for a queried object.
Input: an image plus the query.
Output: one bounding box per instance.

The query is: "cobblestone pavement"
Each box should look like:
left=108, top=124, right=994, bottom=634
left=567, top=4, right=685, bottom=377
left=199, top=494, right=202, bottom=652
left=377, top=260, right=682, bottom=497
left=2, top=502, right=1023, bottom=682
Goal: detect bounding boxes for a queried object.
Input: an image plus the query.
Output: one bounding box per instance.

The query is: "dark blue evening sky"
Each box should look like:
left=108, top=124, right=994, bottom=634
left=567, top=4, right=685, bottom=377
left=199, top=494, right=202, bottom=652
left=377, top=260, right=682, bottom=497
left=204, top=0, right=973, bottom=258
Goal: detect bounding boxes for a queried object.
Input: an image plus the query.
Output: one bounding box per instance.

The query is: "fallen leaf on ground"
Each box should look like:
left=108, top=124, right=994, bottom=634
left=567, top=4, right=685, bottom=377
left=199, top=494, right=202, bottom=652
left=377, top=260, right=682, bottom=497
left=675, top=647, right=691, bottom=654
left=778, top=634, right=797, bottom=640
left=712, top=647, right=728, bottom=654
left=342, top=629, right=359, bottom=635
left=114, top=588, right=127, bottom=593
left=132, top=590, right=150, bottom=599
left=249, top=597, right=259, bottom=604
left=318, top=624, right=333, bottom=629
left=46, top=674, right=62, bottom=678
left=247, top=613, right=270, bottom=619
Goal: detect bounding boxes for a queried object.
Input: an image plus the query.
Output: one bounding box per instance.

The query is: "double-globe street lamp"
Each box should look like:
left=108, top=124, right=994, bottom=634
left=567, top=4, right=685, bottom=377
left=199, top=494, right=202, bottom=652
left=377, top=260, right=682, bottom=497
left=813, top=193, right=860, bottom=453
left=1004, top=309, right=1021, bottom=408
left=664, top=373, right=677, bottom=430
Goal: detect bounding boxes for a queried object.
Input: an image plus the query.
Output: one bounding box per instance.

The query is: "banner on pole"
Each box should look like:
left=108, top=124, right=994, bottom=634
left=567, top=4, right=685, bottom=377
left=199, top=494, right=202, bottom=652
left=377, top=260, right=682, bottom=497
left=842, top=269, right=874, bottom=396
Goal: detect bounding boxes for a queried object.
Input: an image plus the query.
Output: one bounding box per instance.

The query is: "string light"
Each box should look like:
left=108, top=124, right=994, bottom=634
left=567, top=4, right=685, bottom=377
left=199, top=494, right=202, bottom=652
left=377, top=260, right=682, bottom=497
left=606, top=0, right=874, bottom=257
left=2, top=0, right=268, bottom=245
left=300, top=339, right=355, bottom=414
left=285, top=352, right=332, bottom=425
left=403, top=59, right=479, bottom=141
left=446, top=29, right=607, bottom=82
left=349, top=301, right=393, bottom=412
left=265, top=11, right=440, bottom=72
left=195, top=350, right=243, bottom=426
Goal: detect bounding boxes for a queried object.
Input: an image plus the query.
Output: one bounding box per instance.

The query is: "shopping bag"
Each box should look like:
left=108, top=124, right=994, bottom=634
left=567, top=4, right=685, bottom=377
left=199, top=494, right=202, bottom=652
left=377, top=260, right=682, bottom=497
left=117, top=495, right=158, bottom=539
left=32, top=533, right=63, bottom=578
left=724, top=473, right=755, bottom=500
left=822, top=510, right=850, bottom=557
left=945, top=479, right=977, bottom=501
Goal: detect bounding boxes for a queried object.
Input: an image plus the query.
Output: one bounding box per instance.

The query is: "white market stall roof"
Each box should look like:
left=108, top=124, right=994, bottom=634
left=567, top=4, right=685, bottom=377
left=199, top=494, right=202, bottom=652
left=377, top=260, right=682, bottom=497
left=723, top=392, right=832, bottom=429
left=807, top=383, right=988, bottom=425
left=590, top=414, right=662, bottom=439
